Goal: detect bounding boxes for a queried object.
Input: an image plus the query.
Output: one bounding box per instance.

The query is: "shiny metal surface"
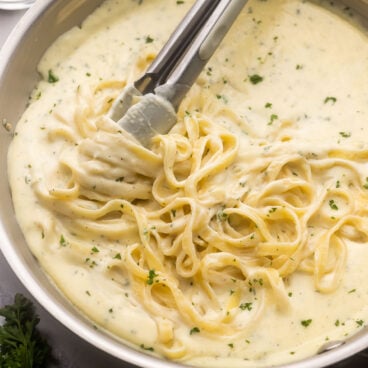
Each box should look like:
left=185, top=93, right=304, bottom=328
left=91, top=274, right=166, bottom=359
left=0, top=0, right=35, bottom=10
left=0, top=1, right=368, bottom=367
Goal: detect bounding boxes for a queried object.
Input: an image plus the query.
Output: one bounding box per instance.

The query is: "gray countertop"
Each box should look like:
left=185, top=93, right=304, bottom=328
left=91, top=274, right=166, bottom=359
left=0, top=6, right=134, bottom=368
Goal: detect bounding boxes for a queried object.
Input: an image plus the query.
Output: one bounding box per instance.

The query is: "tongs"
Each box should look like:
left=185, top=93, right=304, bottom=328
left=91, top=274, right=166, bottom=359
left=108, top=0, right=248, bottom=147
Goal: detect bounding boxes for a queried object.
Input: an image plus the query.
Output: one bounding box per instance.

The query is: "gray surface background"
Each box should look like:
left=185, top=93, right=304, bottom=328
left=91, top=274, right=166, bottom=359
left=0, top=5, right=134, bottom=368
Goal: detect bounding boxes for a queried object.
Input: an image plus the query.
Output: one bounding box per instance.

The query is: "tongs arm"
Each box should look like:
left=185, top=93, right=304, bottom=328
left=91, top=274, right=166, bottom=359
left=134, top=0, right=221, bottom=95
left=156, top=0, right=249, bottom=110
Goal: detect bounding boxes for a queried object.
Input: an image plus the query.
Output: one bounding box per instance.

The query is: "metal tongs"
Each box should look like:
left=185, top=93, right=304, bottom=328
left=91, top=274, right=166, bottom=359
left=108, top=0, right=248, bottom=147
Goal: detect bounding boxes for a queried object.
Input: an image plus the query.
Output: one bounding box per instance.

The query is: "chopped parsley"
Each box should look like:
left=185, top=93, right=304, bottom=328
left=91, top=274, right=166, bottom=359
left=189, top=327, right=200, bottom=335
left=147, top=269, right=158, bottom=285
left=301, top=319, right=312, bottom=327
left=217, top=208, right=229, bottom=222
left=47, top=69, right=59, bottom=83
left=265, top=102, right=272, bottom=108
left=145, top=36, right=154, bottom=43
left=363, top=178, right=368, bottom=189
left=140, top=344, right=154, bottom=351
left=113, top=253, right=122, bottom=260
left=339, top=131, right=351, bottom=138
left=249, top=74, right=264, bottom=84
left=239, top=302, right=253, bottom=311
left=329, top=199, right=339, bottom=210
left=324, top=96, right=337, bottom=104
left=59, top=234, right=67, bottom=247
left=268, top=114, right=278, bottom=125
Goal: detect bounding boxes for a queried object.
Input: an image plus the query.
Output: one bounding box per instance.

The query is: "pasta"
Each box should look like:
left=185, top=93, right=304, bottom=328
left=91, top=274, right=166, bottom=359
left=8, top=0, right=368, bottom=366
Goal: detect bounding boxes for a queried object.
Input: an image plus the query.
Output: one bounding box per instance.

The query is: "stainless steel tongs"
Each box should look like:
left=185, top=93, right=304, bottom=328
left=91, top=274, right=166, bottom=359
left=108, top=0, right=248, bottom=147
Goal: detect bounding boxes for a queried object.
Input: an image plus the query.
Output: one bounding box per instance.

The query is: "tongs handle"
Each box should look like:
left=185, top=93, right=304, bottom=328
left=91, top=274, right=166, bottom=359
left=157, top=0, right=249, bottom=109
left=134, top=0, right=221, bottom=94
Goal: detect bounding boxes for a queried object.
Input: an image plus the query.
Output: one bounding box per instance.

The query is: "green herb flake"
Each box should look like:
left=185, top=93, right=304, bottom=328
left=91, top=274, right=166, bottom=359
left=249, top=74, right=264, bottom=85
left=217, top=207, right=229, bottom=222
left=268, top=114, right=278, bottom=125
left=145, top=36, right=154, bottom=44
left=363, top=178, right=368, bottom=190
left=189, top=327, right=200, bottom=335
left=47, top=69, right=59, bottom=83
left=239, top=302, right=253, bottom=311
left=140, top=344, right=154, bottom=351
left=324, top=96, right=337, bottom=104
left=356, top=319, right=364, bottom=327
left=91, top=246, right=99, bottom=253
left=301, top=319, right=312, bottom=327
left=147, top=269, right=158, bottom=285
left=335, top=319, right=340, bottom=326
left=265, top=102, right=272, bottom=108
left=59, top=234, right=67, bottom=247
left=329, top=199, right=339, bottom=210
left=113, top=253, right=122, bottom=260
left=339, top=131, right=351, bottom=138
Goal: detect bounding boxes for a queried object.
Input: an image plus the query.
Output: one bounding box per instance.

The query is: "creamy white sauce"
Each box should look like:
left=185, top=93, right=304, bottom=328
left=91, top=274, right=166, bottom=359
left=7, top=0, right=368, bottom=366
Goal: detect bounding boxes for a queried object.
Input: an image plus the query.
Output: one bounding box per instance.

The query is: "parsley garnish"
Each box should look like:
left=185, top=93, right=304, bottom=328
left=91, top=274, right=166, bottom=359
left=329, top=199, right=338, bottom=210
left=268, top=114, right=278, bottom=125
left=113, top=253, right=122, bottom=260
left=249, top=74, right=264, bottom=84
left=363, top=178, right=368, bottom=189
left=140, top=344, right=154, bottom=351
left=239, top=302, right=253, bottom=311
left=324, top=96, right=337, bottom=104
left=189, top=327, right=200, bottom=335
left=339, top=131, right=351, bottom=138
left=145, top=36, right=154, bottom=43
left=59, top=234, right=66, bottom=247
left=47, top=69, right=59, bottom=83
left=301, top=319, right=312, bottom=327
left=0, top=294, right=52, bottom=367
left=217, top=209, right=229, bottom=222
left=147, top=269, right=158, bottom=285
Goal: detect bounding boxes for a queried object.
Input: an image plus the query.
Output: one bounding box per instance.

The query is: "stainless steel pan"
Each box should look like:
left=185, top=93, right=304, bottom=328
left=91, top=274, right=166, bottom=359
left=1, top=1, right=368, bottom=367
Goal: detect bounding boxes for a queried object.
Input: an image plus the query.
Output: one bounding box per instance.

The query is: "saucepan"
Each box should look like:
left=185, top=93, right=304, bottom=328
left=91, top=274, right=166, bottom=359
left=1, top=0, right=368, bottom=367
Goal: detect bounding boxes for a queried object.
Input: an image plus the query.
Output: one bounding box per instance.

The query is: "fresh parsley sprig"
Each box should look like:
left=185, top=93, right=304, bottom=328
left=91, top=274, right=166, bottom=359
left=0, top=293, right=52, bottom=368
